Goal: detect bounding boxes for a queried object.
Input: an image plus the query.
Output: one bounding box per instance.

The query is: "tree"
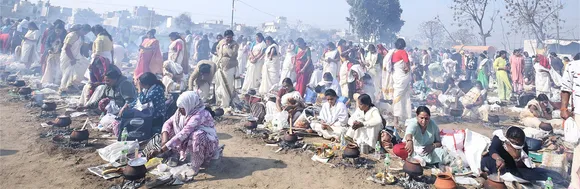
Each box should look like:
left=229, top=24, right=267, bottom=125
left=419, top=20, right=445, bottom=48
left=452, top=0, right=499, bottom=45
left=174, top=13, right=193, bottom=30
left=346, top=0, right=404, bottom=43
left=503, top=0, right=563, bottom=47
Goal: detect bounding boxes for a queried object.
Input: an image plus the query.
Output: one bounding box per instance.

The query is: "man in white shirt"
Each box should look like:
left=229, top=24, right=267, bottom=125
left=311, top=89, right=349, bottom=140
left=561, top=54, right=580, bottom=189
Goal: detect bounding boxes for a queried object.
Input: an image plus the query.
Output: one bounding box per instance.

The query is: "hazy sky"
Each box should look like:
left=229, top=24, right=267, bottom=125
left=48, top=0, right=580, bottom=47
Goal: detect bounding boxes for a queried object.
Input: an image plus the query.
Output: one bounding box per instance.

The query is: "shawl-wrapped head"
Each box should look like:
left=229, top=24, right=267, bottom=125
left=177, top=91, right=205, bottom=116
left=536, top=54, right=550, bottom=69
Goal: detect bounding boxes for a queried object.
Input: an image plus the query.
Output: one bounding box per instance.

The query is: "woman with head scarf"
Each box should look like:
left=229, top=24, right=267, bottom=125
left=19, top=22, right=40, bottom=68
left=258, top=36, right=280, bottom=95
left=149, top=91, right=220, bottom=176
left=534, top=54, right=562, bottom=97
left=135, top=29, right=163, bottom=78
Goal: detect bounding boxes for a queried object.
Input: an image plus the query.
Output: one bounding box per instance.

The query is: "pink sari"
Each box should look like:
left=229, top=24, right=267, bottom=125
left=134, top=38, right=163, bottom=78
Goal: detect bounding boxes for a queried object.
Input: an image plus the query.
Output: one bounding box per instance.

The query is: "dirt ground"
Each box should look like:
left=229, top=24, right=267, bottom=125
left=0, top=88, right=503, bottom=189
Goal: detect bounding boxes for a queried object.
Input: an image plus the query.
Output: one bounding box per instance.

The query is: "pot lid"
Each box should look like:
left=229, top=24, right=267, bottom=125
left=128, top=157, right=147, bottom=166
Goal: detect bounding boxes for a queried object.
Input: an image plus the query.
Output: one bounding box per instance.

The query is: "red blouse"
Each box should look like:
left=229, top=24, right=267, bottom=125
left=392, top=50, right=409, bottom=64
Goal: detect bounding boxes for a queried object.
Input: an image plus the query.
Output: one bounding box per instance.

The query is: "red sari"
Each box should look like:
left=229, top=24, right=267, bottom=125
left=294, top=47, right=313, bottom=96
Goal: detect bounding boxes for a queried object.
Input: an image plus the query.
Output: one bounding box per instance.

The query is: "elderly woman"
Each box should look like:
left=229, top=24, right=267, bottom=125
left=394, top=106, right=450, bottom=165
left=149, top=91, right=220, bottom=176
left=481, top=127, right=569, bottom=187
left=346, top=94, right=383, bottom=153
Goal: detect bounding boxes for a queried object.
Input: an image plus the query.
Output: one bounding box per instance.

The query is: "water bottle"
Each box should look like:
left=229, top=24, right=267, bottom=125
left=340, top=132, right=347, bottom=150
left=133, top=139, right=139, bottom=158
left=384, top=153, right=391, bottom=171
left=121, top=128, right=128, bottom=142
left=544, top=177, right=553, bottom=189
left=119, top=141, right=128, bottom=165
left=374, top=141, right=382, bottom=160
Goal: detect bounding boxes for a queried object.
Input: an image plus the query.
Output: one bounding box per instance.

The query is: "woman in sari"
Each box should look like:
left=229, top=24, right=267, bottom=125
left=236, top=37, right=249, bottom=77
left=162, top=32, right=188, bottom=92
left=280, top=39, right=296, bottom=83
left=241, top=33, right=266, bottom=93
left=322, top=42, right=340, bottom=78
left=214, top=30, right=239, bottom=108
left=534, top=54, right=559, bottom=96
left=19, top=22, right=40, bottom=69
left=40, top=24, right=66, bottom=85
left=60, top=24, right=91, bottom=93
left=148, top=91, right=220, bottom=177
left=382, top=38, right=412, bottom=128
left=365, top=44, right=382, bottom=100
left=259, top=36, right=280, bottom=95
left=493, top=51, right=512, bottom=102
left=134, top=29, right=163, bottom=78
left=293, top=38, right=314, bottom=96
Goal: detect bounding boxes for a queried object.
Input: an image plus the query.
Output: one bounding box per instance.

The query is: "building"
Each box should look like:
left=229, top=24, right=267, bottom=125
left=68, top=8, right=102, bottom=26
left=262, top=16, right=288, bottom=34
left=11, top=0, right=36, bottom=18
left=0, top=0, right=20, bottom=17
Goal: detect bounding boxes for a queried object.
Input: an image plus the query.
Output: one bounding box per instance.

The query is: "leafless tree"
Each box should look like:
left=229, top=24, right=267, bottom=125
left=419, top=20, right=445, bottom=48
left=452, top=0, right=500, bottom=46
left=503, top=0, right=563, bottom=47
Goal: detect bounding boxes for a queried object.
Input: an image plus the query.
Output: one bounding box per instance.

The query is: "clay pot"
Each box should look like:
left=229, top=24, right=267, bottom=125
left=18, top=87, right=32, bottom=95
left=12, top=80, right=25, bottom=87
left=283, top=131, right=298, bottom=143
left=449, top=108, right=463, bottom=117
left=434, top=173, right=457, bottom=189
left=41, top=101, right=57, bottom=111
left=123, top=158, right=147, bottom=181
left=244, top=121, right=258, bottom=130
left=483, top=179, right=507, bottom=189
left=213, top=108, right=224, bottom=117
left=70, top=129, right=89, bottom=142
left=402, top=158, right=423, bottom=177
left=53, top=116, right=72, bottom=127
left=488, top=115, right=500, bottom=124
left=342, top=144, right=360, bottom=158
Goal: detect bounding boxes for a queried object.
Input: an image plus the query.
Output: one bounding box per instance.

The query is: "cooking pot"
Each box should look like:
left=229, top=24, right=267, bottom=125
left=402, top=158, right=424, bottom=177
left=70, top=129, right=89, bottom=142
left=488, top=115, right=500, bottom=124
left=449, top=108, right=463, bottom=117
left=18, top=87, right=32, bottom=95
left=342, top=144, right=360, bottom=158
left=41, top=101, right=57, bottom=111
left=244, top=121, right=258, bottom=130
left=525, top=137, right=543, bottom=151
left=213, top=108, right=224, bottom=117
left=434, top=173, right=457, bottom=189
left=53, top=115, right=72, bottom=127
left=483, top=178, right=507, bottom=189
left=12, top=80, right=25, bottom=87
left=283, top=131, right=298, bottom=143
left=123, top=157, right=148, bottom=181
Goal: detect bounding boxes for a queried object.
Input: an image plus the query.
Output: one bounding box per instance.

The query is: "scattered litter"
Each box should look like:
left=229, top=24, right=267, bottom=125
left=70, top=112, right=88, bottom=118
left=311, top=155, right=330, bottom=163
left=509, top=107, right=523, bottom=113
left=454, top=176, right=479, bottom=185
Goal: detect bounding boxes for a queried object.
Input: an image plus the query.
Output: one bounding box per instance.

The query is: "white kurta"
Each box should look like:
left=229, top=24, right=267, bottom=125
left=241, top=42, right=266, bottom=93
left=311, top=101, right=349, bottom=139
left=259, top=44, right=280, bottom=95
left=280, top=44, right=296, bottom=83
left=60, top=33, right=89, bottom=91
left=20, top=30, right=40, bottom=65
left=346, top=107, right=383, bottom=147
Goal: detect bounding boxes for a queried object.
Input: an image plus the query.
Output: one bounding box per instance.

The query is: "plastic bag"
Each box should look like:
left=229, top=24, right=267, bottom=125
left=564, top=118, right=580, bottom=143
left=440, top=129, right=466, bottom=153
left=97, top=141, right=139, bottom=163
left=105, top=101, right=120, bottom=115
left=271, top=111, right=289, bottom=131
left=99, top=114, right=118, bottom=132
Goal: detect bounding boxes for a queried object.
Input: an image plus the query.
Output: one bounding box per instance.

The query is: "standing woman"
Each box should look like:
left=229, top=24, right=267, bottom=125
left=91, top=25, right=114, bottom=67
left=236, top=37, right=249, bottom=77
left=382, top=38, right=412, bottom=128
left=293, top=38, right=314, bottom=96
left=476, top=53, right=489, bottom=89
left=365, top=44, right=382, bottom=100
left=19, top=22, right=40, bottom=68
left=135, top=29, right=163, bottom=78
left=322, top=42, right=339, bottom=78
left=242, top=33, right=266, bottom=93
left=280, top=39, right=296, bottom=83
left=214, top=30, right=239, bottom=108
left=259, top=36, right=280, bottom=94
left=162, top=32, right=188, bottom=92
left=493, top=50, right=512, bottom=102
left=40, top=23, right=66, bottom=85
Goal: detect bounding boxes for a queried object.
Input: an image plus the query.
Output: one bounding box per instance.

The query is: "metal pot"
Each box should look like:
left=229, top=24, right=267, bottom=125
left=213, top=108, right=224, bottom=117
left=53, top=116, right=72, bottom=128
left=525, top=137, right=543, bottom=151
left=123, top=157, right=148, bottom=181
left=18, top=87, right=32, bottom=95
left=283, top=131, right=298, bottom=143
left=402, top=158, right=424, bottom=177
left=41, top=101, right=56, bottom=111
left=488, top=115, right=500, bottom=124
left=449, top=108, right=463, bottom=117
left=70, top=129, right=89, bottom=142
left=12, top=80, right=25, bottom=87
left=244, top=121, right=258, bottom=130
left=342, top=144, right=360, bottom=158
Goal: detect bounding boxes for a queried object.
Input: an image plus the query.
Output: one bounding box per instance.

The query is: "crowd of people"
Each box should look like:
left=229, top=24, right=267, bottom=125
left=1, top=16, right=578, bottom=188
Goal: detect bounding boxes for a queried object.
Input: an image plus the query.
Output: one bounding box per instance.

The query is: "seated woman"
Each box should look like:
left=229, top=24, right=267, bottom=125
left=346, top=94, right=383, bottom=153
left=79, top=70, right=136, bottom=112
left=481, top=127, right=569, bottom=187
left=437, top=78, right=464, bottom=115
left=148, top=91, right=220, bottom=177
left=311, top=89, right=348, bottom=140
left=460, top=81, right=489, bottom=121
left=520, top=94, right=562, bottom=131
left=394, top=106, right=450, bottom=165
left=131, top=72, right=167, bottom=133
